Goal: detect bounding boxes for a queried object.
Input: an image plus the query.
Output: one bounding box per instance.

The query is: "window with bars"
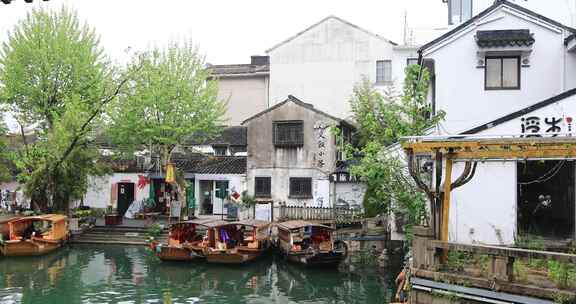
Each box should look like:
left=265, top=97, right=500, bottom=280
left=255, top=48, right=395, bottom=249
left=212, top=145, right=228, bottom=156
left=376, top=60, right=392, bottom=83
left=289, top=177, right=312, bottom=198
left=273, top=121, right=304, bottom=147
left=485, top=56, right=520, bottom=90
left=254, top=177, right=271, bottom=198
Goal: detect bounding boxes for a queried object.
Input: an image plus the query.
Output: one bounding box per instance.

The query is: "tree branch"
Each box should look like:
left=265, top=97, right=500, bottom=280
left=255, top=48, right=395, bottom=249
left=53, top=68, right=138, bottom=170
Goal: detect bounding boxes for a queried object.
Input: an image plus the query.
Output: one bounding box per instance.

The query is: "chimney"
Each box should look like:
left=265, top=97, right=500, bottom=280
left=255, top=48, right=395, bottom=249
left=251, top=55, right=269, bottom=66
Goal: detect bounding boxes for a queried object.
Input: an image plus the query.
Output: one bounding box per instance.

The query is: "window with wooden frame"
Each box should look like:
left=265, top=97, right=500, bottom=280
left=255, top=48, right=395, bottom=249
left=485, top=56, right=520, bottom=90
left=254, top=177, right=271, bottom=198
left=273, top=121, right=303, bottom=147
left=289, top=177, right=312, bottom=198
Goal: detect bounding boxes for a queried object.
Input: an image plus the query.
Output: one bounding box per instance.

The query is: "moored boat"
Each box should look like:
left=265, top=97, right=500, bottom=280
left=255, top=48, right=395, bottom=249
left=151, top=218, right=218, bottom=262
left=276, top=220, right=345, bottom=267
left=205, top=219, right=272, bottom=264
left=0, top=214, right=69, bottom=257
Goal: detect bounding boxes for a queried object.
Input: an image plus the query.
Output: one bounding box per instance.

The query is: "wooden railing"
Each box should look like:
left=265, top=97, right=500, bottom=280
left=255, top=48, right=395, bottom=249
left=411, top=226, right=576, bottom=301
left=277, top=204, right=363, bottom=224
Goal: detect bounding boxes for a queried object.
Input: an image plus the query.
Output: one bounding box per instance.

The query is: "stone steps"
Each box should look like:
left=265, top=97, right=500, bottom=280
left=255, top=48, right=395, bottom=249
left=71, top=226, right=169, bottom=246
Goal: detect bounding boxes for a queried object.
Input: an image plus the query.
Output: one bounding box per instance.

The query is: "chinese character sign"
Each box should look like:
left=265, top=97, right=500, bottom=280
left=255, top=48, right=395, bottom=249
left=520, top=116, right=573, bottom=137
left=314, top=121, right=328, bottom=168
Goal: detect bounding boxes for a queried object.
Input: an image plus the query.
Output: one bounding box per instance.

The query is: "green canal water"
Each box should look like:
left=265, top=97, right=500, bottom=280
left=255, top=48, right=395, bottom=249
left=0, top=245, right=397, bottom=304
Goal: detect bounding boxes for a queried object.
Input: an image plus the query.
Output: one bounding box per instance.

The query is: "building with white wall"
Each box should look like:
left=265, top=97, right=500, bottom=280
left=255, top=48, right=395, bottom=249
left=209, top=56, right=269, bottom=126
left=421, top=0, right=576, bottom=135
left=410, top=0, right=576, bottom=245
left=267, top=16, right=418, bottom=120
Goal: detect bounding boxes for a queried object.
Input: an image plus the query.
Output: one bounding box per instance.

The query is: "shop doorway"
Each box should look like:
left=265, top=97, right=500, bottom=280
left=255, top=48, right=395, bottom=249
left=517, top=160, right=575, bottom=240
left=117, top=182, right=135, bottom=216
left=200, top=180, right=213, bottom=215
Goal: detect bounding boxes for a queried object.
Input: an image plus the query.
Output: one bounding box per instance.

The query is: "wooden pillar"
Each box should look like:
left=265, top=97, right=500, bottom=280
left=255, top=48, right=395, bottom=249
left=441, top=157, right=453, bottom=243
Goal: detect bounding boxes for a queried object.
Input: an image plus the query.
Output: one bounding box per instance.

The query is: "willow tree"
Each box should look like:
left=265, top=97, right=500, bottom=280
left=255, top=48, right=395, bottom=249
left=108, top=43, right=226, bottom=173
left=0, top=7, right=127, bottom=211
left=346, top=65, right=445, bottom=236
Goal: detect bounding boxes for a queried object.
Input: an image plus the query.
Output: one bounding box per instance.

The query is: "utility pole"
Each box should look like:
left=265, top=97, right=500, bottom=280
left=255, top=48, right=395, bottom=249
left=403, top=11, right=408, bottom=46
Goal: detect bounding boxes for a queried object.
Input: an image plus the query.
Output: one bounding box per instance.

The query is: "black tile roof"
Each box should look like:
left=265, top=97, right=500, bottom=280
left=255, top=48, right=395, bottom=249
left=102, top=155, right=247, bottom=175
left=172, top=156, right=246, bottom=174
left=208, top=64, right=269, bottom=76
left=476, top=30, right=535, bottom=48
left=184, top=126, right=247, bottom=147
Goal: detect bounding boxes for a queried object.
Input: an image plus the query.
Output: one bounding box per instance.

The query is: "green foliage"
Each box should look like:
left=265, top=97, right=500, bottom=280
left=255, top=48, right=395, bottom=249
left=72, top=209, right=93, bottom=218
left=0, top=6, right=117, bottom=212
left=548, top=260, right=576, bottom=289
left=553, top=293, right=576, bottom=304
left=0, top=6, right=109, bottom=129
left=147, top=223, right=163, bottom=239
left=513, top=259, right=529, bottom=282
left=0, top=123, right=12, bottom=183
left=344, top=65, right=445, bottom=235
left=444, top=250, right=471, bottom=273
left=107, top=42, right=226, bottom=169
left=240, top=191, right=256, bottom=208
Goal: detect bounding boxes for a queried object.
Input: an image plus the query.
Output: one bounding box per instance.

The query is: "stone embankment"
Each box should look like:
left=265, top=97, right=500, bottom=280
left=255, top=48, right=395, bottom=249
left=71, top=226, right=168, bottom=246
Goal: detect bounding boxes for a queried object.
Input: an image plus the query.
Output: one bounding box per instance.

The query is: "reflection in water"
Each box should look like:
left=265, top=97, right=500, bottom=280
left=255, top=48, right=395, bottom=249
left=0, top=245, right=394, bottom=304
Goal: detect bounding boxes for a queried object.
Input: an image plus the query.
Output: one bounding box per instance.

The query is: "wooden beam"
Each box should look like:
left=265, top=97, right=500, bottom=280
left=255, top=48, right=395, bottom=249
left=452, top=149, right=576, bottom=159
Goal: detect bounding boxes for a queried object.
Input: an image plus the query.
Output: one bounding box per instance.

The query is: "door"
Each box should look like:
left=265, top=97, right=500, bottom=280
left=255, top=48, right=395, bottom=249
left=117, top=183, right=135, bottom=217
left=199, top=180, right=213, bottom=215
left=213, top=181, right=229, bottom=215
left=517, top=160, right=575, bottom=240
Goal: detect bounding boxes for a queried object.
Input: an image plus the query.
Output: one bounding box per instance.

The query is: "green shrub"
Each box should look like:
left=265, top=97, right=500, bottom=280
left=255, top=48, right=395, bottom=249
left=548, top=260, right=576, bottom=289
left=147, top=223, right=163, bottom=239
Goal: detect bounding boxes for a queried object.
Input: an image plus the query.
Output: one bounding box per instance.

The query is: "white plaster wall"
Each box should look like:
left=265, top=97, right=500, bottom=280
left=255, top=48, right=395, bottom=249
left=79, top=173, right=150, bottom=210
left=425, top=7, right=572, bottom=134
left=216, top=76, right=269, bottom=126
left=268, top=17, right=401, bottom=119
left=450, top=161, right=516, bottom=245
left=334, top=183, right=367, bottom=208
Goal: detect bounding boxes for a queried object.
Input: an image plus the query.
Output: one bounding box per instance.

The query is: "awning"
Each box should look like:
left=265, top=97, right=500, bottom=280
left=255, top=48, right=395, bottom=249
left=476, top=29, right=535, bottom=48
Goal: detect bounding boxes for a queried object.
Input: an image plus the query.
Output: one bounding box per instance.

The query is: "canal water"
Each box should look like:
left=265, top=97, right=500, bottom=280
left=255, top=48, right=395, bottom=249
left=0, top=245, right=397, bottom=304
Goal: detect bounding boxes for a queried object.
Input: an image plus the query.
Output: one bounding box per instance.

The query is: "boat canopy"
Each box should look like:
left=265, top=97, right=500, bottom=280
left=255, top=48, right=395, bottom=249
left=276, top=220, right=334, bottom=231
left=171, top=218, right=222, bottom=227
left=8, top=214, right=68, bottom=241
left=229, top=219, right=270, bottom=229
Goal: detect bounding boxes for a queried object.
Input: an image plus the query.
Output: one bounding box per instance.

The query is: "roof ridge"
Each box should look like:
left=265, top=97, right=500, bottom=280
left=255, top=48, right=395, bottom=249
left=266, top=15, right=397, bottom=53
left=419, top=0, right=576, bottom=54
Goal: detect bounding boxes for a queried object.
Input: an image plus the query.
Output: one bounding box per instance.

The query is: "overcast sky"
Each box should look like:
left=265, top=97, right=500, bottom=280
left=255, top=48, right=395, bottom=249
left=0, top=0, right=450, bottom=131
left=0, top=0, right=448, bottom=65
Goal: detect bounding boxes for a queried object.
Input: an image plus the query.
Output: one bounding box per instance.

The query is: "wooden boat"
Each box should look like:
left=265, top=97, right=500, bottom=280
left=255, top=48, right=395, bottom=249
left=150, top=218, right=218, bottom=262
left=0, top=214, right=69, bottom=257
left=205, top=219, right=272, bottom=264
left=276, top=220, right=345, bottom=267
